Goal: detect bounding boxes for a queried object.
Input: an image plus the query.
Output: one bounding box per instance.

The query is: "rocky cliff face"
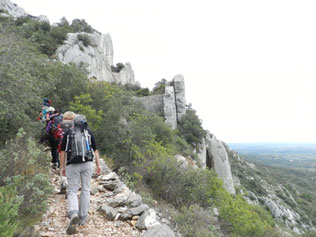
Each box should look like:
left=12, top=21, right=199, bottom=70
left=0, top=0, right=49, bottom=22
left=56, top=32, right=136, bottom=85
left=196, top=133, right=236, bottom=194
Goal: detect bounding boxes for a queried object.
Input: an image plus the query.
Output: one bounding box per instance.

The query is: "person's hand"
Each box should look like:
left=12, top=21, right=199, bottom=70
left=96, top=165, right=101, bottom=176
left=61, top=168, right=66, bottom=176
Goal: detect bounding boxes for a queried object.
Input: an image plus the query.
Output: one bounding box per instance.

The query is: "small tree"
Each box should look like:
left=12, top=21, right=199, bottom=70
left=0, top=186, right=23, bottom=237
left=177, top=105, right=206, bottom=152
left=69, top=93, right=104, bottom=131
left=152, top=79, right=167, bottom=95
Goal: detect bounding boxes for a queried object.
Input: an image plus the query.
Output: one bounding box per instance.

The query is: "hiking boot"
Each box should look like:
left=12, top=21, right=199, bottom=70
left=66, top=213, right=79, bottom=235
left=52, top=163, right=58, bottom=169
left=78, top=215, right=88, bottom=226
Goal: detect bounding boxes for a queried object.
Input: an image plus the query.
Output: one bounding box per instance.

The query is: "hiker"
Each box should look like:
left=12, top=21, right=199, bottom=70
left=56, top=111, right=76, bottom=153
left=60, top=114, right=101, bottom=235
left=56, top=111, right=76, bottom=194
left=47, top=109, right=63, bottom=169
left=41, top=98, right=52, bottom=123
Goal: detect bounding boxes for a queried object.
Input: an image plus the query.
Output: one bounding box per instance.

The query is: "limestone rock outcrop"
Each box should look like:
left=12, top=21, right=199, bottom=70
left=56, top=32, right=136, bottom=85
left=135, top=74, right=186, bottom=129
left=163, top=86, right=177, bottom=129
left=207, top=135, right=235, bottom=194
left=196, top=133, right=236, bottom=194
left=173, top=74, right=186, bottom=122
left=134, top=95, right=164, bottom=115
left=0, top=0, right=49, bottom=22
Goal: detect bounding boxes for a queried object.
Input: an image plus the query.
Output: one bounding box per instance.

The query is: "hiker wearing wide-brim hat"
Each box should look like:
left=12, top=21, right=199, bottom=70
left=59, top=114, right=101, bottom=235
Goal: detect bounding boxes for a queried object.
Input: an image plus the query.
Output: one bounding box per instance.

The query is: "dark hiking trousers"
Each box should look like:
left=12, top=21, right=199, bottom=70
left=49, top=134, right=59, bottom=165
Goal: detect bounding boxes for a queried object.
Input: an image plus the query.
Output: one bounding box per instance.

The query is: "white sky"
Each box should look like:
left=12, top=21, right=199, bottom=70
left=13, top=0, right=316, bottom=143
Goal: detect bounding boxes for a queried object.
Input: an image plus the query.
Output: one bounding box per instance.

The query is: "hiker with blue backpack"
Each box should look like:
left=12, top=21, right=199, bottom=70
left=59, top=114, right=101, bottom=235
left=39, top=98, right=53, bottom=124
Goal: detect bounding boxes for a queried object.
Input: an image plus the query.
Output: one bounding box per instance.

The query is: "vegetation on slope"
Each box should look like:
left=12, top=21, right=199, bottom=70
left=0, top=15, right=277, bottom=236
left=227, top=147, right=316, bottom=236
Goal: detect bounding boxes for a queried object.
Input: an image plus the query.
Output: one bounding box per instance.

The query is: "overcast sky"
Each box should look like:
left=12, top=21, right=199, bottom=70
left=13, top=0, right=316, bottom=143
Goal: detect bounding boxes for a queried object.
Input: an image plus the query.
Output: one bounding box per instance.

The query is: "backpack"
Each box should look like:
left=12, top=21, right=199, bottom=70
left=64, top=127, right=94, bottom=165
left=57, top=121, right=74, bottom=152
left=49, top=115, right=63, bottom=136
left=41, top=107, right=48, bottom=123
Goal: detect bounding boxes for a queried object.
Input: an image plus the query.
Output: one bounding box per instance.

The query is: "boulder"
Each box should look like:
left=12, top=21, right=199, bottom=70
left=128, top=204, right=149, bottom=216
left=100, top=205, right=118, bottom=221
left=125, top=192, right=143, bottom=207
left=141, top=224, right=175, bottom=237
left=136, top=209, right=160, bottom=230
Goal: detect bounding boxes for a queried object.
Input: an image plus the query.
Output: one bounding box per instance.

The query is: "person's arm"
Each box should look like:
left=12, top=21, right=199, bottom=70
left=60, top=151, right=66, bottom=176
left=89, top=130, right=101, bottom=175
left=60, top=132, right=69, bottom=176
left=94, top=150, right=101, bottom=175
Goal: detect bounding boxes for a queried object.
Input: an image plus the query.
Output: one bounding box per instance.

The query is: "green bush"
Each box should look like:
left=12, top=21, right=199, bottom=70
left=70, top=19, right=95, bottom=33
left=69, top=93, right=104, bottom=131
left=0, top=186, right=23, bottom=237
left=178, top=106, right=206, bottom=152
left=219, top=195, right=274, bottom=237
left=175, top=205, right=219, bottom=237
left=151, top=78, right=167, bottom=95
left=0, top=129, right=52, bottom=228
left=77, top=33, right=95, bottom=47
left=136, top=88, right=150, bottom=97
left=111, top=62, right=125, bottom=73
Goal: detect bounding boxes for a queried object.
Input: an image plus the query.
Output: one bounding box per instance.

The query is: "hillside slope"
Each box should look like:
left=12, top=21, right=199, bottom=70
left=1, top=1, right=315, bottom=236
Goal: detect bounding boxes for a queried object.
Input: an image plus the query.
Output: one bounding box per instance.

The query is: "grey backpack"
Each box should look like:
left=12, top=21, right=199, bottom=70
left=65, top=127, right=94, bottom=165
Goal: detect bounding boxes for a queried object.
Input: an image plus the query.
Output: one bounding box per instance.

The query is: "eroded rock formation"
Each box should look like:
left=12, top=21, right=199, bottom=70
left=56, top=32, right=136, bottom=85
left=196, top=133, right=236, bottom=194
left=135, top=74, right=186, bottom=129
left=0, top=0, right=49, bottom=22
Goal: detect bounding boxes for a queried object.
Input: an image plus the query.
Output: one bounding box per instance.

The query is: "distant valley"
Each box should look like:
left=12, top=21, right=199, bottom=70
left=229, top=143, right=316, bottom=171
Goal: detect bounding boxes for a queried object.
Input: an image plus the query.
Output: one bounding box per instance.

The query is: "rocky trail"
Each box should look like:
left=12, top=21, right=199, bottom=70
left=36, top=160, right=176, bottom=237
left=37, top=163, right=141, bottom=236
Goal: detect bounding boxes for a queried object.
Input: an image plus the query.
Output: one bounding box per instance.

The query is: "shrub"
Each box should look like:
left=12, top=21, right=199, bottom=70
left=175, top=205, right=219, bottom=237
left=77, top=33, right=95, bottom=47
left=111, top=62, right=125, bottom=73
left=152, top=78, right=167, bottom=95
left=219, top=195, right=274, bottom=237
left=0, top=129, right=52, bottom=228
left=178, top=106, right=206, bottom=152
left=136, top=88, right=150, bottom=97
left=69, top=93, right=104, bottom=131
left=70, top=19, right=95, bottom=33
left=0, top=185, right=23, bottom=237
